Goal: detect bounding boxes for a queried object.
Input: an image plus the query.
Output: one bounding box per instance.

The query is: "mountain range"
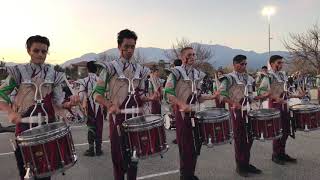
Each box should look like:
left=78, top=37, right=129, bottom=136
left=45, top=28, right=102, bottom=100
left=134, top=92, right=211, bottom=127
left=3, top=43, right=289, bottom=69
left=62, top=43, right=289, bottom=70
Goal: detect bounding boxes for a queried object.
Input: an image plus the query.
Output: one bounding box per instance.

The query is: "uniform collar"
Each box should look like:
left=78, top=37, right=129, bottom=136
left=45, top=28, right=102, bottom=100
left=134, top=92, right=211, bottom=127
left=29, top=62, right=45, bottom=70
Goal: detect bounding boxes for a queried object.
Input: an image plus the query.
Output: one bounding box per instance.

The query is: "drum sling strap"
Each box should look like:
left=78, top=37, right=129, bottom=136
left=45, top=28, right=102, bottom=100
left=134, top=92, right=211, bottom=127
left=111, top=60, right=141, bottom=170
left=175, top=66, right=202, bottom=155
left=17, top=64, right=55, bottom=127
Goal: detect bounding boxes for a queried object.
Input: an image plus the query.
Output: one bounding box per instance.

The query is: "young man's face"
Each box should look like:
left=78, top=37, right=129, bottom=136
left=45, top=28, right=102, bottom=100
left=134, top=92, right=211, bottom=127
left=181, top=49, right=196, bottom=66
left=234, top=60, right=247, bottom=73
left=27, top=42, right=48, bottom=64
left=118, top=38, right=136, bottom=60
left=154, top=70, right=160, bottom=77
left=262, top=68, right=268, bottom=73
left=271, top=59, right=283, bottom=71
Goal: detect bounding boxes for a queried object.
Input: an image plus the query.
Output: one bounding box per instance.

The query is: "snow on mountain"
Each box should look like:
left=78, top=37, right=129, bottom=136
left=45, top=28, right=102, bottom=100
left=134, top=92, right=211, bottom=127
left=61, top=44, right=289, bottom=69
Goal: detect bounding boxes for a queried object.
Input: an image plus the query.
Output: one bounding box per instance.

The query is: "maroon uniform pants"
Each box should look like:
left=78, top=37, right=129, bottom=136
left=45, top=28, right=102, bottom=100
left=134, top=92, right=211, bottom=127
left=175, top=109, right=201, bottom=178
left=269, top=101, right=290, bottom=156
left=230, top=108, right=253, bottom=168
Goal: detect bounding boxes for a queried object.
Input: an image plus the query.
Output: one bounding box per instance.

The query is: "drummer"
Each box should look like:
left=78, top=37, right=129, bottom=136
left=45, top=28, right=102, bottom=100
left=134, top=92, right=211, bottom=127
left=218, top=55, right=263, bottom=177
left=258, top=55, right=305, bottom=165
left=148, top=65, right=162, bottom=114
left=0, top=35, right=79, bottom=180
left=78, top=61, right=104, bottom=156
left=93, top=29, right=158, bottom=180
left=213, top=69, right=225, bottom=108
left=164, top=47, right=217, bottom=180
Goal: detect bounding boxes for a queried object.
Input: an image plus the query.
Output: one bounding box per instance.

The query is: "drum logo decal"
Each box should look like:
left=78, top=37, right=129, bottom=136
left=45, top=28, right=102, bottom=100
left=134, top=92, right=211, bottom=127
left=35, top=151, right=44, bottom=157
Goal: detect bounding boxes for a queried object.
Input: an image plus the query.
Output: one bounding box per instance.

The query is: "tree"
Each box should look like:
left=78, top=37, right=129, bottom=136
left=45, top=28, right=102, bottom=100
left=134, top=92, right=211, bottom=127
left=164, top=38, right=215, bottom=75
left=283, top=24, right=320, bottom=74
left=54, top=64, right=65, bottom=72
left=164, top=38, right=214, bottom=64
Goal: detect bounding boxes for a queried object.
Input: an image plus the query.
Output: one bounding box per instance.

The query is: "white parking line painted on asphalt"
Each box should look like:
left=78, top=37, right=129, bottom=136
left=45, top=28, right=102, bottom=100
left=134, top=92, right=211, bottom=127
left=0, top=152, right=14, bottom=156
left=74, top=140, right=110, bottom=147
left=0, top=140, right=110, bottom=157
left=137, top=170, right=179, bottom=179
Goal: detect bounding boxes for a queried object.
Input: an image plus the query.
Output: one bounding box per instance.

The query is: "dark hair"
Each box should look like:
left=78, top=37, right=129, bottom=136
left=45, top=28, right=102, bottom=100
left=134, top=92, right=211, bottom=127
left=261, top=66, right=268, bottom=69
left=87, top=61, right=97, bottom=73
left=233, top=54, right=247, bottom=64
left=151, top=65, right=159, bottom=72
left=217, top=69, right=224, bottom=74
left=174, top=59, right=182, bottom=66
left=26, top=35, right=50, bottom=49
left=117, top=29, right=137, bottom=46
left=180, top=47, right=193, bottom=54
left=269, top=55, right=283, bottom=64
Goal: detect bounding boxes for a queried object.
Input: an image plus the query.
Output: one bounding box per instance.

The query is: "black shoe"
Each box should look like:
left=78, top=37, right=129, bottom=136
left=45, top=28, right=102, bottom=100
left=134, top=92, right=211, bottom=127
left=272, top=155, right=285, bottom=165
left=191, top=175, right=200, bottom=180
left=236, top=166, right=249, bottom=177
left=280, top=154, right=297, bottom=163
left=96, top=149, right=103, bottom=156
left=84, top=149, right=95, bottom=157
left=247, top=164, right=262, bottom=174
left=172, top=139, right=177, bottom=144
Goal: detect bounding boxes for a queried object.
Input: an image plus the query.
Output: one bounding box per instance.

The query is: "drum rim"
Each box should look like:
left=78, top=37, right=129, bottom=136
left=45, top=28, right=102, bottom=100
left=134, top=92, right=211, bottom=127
left=248, top=108, right=280, bottom=118
left=16, top=122, right=70, bottom=145
left=195, top=108, right=230, bottom=121
left=290, top=103, right=320, bottom=112
left=33, top=155, right=77, bottom=178
left=123, top=114, right=163, bottom=129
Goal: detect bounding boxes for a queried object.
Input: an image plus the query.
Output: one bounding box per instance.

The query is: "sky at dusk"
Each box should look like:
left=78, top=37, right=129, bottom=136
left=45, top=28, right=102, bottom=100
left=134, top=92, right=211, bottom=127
left=0, top=0, right=319, bottom=64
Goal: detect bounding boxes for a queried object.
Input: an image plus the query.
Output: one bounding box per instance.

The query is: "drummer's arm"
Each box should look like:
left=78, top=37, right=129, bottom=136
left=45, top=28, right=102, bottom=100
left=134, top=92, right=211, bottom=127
left=0, top=76, right=17, bottom=112
left=289, top=86, right=305, bottom=99
left=256, top=76, right=272, bottom=100
left=164, top=74, right=189, bottom=111
left=94, top=79, right=113, bottom=109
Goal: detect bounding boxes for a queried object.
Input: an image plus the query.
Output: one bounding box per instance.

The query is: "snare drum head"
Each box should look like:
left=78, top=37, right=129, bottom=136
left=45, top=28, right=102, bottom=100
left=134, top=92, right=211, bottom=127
left=195, top=108, right=229, bottom=121
left=248, top=108, right=280, bottom=118
left=19, top=122, right=67, bottom=138
left=288, top=98, right=302, bottom=107
left=124, top=114, right=162, bottom=127
left=290, top=104, right=319, bottom=111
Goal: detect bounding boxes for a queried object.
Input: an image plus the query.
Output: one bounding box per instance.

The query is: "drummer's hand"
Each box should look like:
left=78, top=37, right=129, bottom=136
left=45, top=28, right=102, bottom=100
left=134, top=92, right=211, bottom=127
left=8, top=111, right=21, bottom=124
left=150, top=91, right=160, bottom=101
left=275, top=97, right=285, bottom=104
left=108, top=104, right=120, bottom=114
left=232, top=102, right=242, bottom=110
left=212, top=91, right=220, bottom=99
left=179, top=103, right=191, bottom=112
left=69, top=95, right=80, bottom=106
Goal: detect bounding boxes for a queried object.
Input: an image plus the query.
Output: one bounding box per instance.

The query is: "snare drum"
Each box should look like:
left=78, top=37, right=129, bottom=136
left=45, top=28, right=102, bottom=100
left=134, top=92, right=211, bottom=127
left=122, top=114, right=168, bottom=159
left=195, top=108, right=232, bottom=147
left=290, top=104, right=320, bottom=131
left=248, top=108, right=282, bottom=141
left=16, top=122, right=77, bottom=178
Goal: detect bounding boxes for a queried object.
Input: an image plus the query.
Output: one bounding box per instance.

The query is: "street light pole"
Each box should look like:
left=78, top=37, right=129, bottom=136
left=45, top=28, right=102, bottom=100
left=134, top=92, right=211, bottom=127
left=262, top=6, right=276, bottom=69
left=268, top=16, right=271, bottom=58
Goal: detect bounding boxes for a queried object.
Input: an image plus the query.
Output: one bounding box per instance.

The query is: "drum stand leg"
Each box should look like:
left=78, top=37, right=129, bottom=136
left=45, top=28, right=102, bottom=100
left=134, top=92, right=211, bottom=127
left=207, top=135, right=213, bottom=148
left=131, top=148, right=138, bottom=163
left=304, top=124, right=310, bottom=132
left=259, top=133, right=265, bottom=142
left=24, top=163, right=34, bottom=180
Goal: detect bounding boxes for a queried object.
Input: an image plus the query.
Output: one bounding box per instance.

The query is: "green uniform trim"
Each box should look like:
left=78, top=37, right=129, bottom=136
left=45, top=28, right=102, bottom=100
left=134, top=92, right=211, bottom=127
left=257, top=87, right=268, bottom=96
left=0, top=78, right=17, bottom=104
left=164, top=74, right=176, bottom=103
